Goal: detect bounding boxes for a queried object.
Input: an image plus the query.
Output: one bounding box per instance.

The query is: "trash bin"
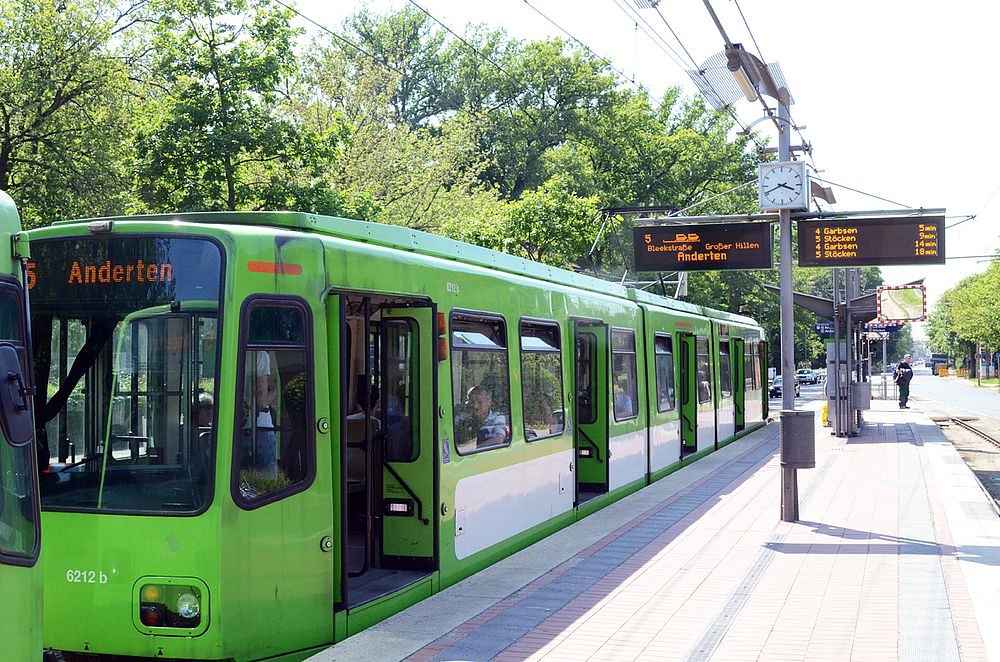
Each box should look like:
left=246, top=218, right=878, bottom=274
left=780, top=409, right=816, bottom=469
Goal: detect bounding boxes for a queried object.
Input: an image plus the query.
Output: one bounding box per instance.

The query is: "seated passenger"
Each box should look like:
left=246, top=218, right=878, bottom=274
left=455, top=385, right=508, bottom=450
left=614, top=389, right=635, bottom=418
left=189, top=393, right=214, bottom=483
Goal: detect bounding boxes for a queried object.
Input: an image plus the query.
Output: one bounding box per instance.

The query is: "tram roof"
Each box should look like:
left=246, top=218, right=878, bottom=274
left=44, top=210, right=759, bottom=329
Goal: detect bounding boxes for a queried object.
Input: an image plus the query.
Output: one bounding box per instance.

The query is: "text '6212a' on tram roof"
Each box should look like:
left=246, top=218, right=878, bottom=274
left=632, top=223, right=773, bottom=272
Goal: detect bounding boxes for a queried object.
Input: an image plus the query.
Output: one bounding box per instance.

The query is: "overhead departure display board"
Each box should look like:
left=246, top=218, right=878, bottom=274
left=633, top=222, right=773, bottom=272
left=797, top=216, right=945, bottom=267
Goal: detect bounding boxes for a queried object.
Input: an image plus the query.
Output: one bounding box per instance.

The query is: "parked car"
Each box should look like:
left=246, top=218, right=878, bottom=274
left=769, top=375, right=800, bottom=398
left=811, top=368, right=826, bottom=383
left=796, top=368, right=818, bottom=384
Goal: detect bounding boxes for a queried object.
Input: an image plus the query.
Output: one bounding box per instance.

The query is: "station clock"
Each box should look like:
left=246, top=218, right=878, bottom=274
left=758, top=161, right=809, bottom=211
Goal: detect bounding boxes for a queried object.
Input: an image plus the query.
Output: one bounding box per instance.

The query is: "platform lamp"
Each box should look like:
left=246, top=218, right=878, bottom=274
left=682, top=39, right=810, bottom=522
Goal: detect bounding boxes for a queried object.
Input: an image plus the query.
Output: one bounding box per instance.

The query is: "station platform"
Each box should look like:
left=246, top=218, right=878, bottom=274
left=312, top=400, right=1000, bottom=661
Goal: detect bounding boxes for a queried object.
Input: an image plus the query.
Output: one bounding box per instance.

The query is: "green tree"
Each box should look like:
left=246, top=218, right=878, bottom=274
left=0, top=0, right=138, bottom=227
left=442, top=175, right=601, bottom=265
left=300, top=34, right=495, bottom=229
left=136, top=0, right=342, bottom=213
left=341, top=7, right=457, bottom=129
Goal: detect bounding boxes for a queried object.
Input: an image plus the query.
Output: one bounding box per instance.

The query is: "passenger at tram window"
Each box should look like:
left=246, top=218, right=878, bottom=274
left=614, top=388, right=635, bottom=419
left=191, top=393, right=214, bottom=480
left=613, top=374, right=636, bottom=419
left=241, top=350, right=277, bottom=477
left=197, top=392, right=214, bottom=431
left=455, top=384, right=508, bottom=449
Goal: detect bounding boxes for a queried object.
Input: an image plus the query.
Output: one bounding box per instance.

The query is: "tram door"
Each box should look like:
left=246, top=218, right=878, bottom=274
left=339, top=297, right=435, bottom=612
left=733, top=338, right=745, bottom=431
left=379, top=307, right=435, bottom=563
left=679, top=333, right=698, bottom=454
left=573, top=321, right=609, bottom=504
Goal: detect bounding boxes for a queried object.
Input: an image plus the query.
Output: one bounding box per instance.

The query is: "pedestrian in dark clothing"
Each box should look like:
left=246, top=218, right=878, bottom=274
left=895, top=354, right=914, bottom=408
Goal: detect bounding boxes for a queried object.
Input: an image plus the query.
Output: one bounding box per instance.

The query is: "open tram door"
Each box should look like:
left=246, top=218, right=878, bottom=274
left=679, top=333, right=697, bottom=455
left=335, top=293, right=436, bottom=634
left=573, top=320, right=609, bottom=505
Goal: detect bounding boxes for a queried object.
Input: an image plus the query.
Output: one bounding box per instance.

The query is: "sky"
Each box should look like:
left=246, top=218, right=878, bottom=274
left=293, top=0, right=1000, bottom=336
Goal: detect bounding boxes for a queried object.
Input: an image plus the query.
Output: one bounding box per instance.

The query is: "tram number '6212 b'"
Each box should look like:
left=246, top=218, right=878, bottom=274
left=66, top=569, right=109, bottom=584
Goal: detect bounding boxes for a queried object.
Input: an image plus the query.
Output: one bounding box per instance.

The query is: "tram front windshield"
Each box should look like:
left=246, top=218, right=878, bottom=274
left=29, top=236, right=223, bottom=514
left=0, top=286, right=38, bottom=560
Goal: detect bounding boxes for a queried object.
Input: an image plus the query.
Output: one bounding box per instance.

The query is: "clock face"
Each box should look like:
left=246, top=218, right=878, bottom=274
left=759, top=163, right=806, bottom=209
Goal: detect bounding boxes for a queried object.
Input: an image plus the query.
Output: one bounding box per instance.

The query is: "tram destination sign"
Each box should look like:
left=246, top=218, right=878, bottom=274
left=633, top=222, right=773, bottom=272
left=797, top=216, right=945, bottom=267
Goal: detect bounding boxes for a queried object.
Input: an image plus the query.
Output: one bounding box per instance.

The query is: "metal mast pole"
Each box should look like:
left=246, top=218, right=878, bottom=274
left=778, top=101, right=798, bottom=522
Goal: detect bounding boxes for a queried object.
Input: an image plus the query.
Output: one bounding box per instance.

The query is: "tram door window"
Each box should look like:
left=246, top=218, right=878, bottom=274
left=573, top=321, right=608, bottom=503
left=759, top=341, right=768, bottom=418
left=696, top=337, right=712, bottom=405
left=234, top=299, right=314, bottom=505
left=678, top=334, right=697, bottom=453
left=733, top=338, right=745, bottom=431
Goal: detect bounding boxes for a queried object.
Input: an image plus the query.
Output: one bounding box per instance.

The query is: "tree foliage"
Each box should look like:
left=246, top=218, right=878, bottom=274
left=928, top=260, right=1000, bottom=366
left=0, top=0, right=137, bottom=227
left=5, top=1, right=809, bottom=339
left=136, top=0, right=343, bottom=213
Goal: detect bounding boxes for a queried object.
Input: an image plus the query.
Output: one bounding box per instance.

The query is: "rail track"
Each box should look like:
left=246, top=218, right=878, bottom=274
left=949, top=417, right=1000, bottom=450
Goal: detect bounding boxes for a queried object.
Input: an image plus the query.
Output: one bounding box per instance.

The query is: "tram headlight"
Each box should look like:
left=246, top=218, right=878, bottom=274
left=176, top=592, right=201, bottom=619
left=136, top=580, right=206, bottom=633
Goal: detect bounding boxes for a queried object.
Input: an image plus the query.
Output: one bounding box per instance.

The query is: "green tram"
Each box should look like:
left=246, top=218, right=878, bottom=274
left=0, top=191, right=43, bottom=661
left=27, top=211, right=767, bottom=660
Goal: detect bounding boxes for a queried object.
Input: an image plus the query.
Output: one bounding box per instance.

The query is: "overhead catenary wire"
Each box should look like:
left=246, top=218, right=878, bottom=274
left=270, top=0, right=405, bottom=76
left=521, top=0, right=644, bottom=91
left=403, top=0, right=639, bottom=167
left=810, top=176, right=912, bottom=210
left=608, top=0, right=690, bottom=73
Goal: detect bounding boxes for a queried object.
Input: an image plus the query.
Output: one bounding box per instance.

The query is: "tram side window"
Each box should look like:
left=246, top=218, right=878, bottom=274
left=654, top=335, right=676, bottom=413
left=719, top=341, right=732, bottom=397
left=450, top=313, right=511, bottom=454
left=611, top=329, right=638, bottom=421
left=575, top=333, right=596, bottom=424
left=0, top=284, right=38, bottom=561
left=520, top=321, right=564, bottom=441
left=696, top=337, right=712, bottom=404
left=235, top=299, right=314, bottom=505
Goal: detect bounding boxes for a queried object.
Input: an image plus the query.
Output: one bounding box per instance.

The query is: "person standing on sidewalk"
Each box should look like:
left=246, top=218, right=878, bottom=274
left=895, top=354, right=914, bottom=408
